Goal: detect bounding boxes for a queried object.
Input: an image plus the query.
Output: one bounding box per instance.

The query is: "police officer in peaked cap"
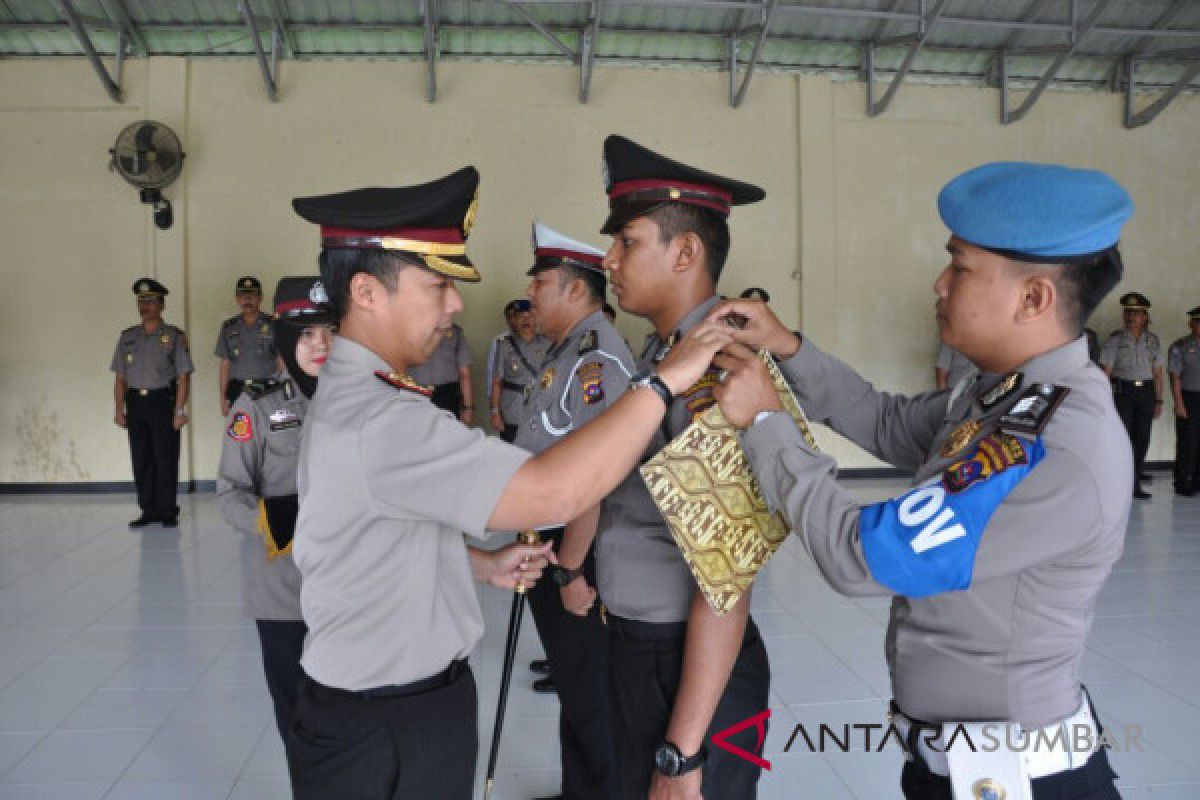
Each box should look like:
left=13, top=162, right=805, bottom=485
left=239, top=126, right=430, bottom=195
left=215, top=275, right=277, bottom=416
left=285, top=167, right=732, bottom=800
left=111, top=278, right=194, bottom=528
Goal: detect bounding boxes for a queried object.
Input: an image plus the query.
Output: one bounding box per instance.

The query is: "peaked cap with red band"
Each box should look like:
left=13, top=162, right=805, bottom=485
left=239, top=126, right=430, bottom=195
left=273, top=276, right=334, bottom=326
left=527, top=220, right=607, bottom=278
left=291, top=166, right=482, bottom=283
left=600, top=135, right=765, bottom=235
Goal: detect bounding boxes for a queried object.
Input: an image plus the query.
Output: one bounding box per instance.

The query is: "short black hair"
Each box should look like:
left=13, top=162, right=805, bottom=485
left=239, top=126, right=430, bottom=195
left=556, top=265, right=606, bottom=305
left=645, top=203, right=731, bottom=283
left=317, top=248, right=416, bottom=323
left=1023, top=248, right=1124, bottom=337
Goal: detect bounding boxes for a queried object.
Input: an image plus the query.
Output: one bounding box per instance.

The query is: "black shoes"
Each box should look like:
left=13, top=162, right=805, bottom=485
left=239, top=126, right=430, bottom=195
left=1175, top=485, right=1197, bottom=497
left=1133, top=487, right=1151, bottom=499
left=533, top=676, right=556, bottom=694
left=129, top=515, right=154, bottom=528
left=529, top=659, right=550, bottom=675
left=130, top=514, right=180, bottom=528
left=162, top=517, right=178, bottom=528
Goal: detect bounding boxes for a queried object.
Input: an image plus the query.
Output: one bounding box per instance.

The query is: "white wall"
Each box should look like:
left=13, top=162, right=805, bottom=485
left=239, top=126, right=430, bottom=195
left=0, top=57, right=1196, bottom=482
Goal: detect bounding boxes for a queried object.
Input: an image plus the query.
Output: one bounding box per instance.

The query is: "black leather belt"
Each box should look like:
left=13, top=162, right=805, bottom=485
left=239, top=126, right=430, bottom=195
left=606, top=614, right=687, bottom=642
left=127, top=387, right=172, bottom=397
left=350, top=659, right=468, bottom=699
left=501, top=380, right=526, bottom=393
left=1116, top=378, right=1151, bottom=387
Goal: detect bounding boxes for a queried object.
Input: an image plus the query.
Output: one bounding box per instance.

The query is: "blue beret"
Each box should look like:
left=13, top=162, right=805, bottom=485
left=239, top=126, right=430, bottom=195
left=938, top=162, right=1133, bottom=260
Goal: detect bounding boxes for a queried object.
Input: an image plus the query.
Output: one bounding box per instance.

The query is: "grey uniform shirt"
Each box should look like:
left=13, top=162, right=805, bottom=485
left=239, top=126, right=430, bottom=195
left=410, top=323, right=472, bottom=387
left=514, top=312, right=633, bottom=456
left=493, top=333, right=551, bottom=426
left=597, top=296, right=723, bottom=623
left=1099, top=330, right=1161, bottom=380
left=215, top=373, right=306, bottom=621
left=1168, top=335, right=1200, bottom=391
left=110, top=322, right=194, bottom=389
left=214, top=314, right=277, bottom=382
left=742, top=335, right=1131, bottom=728
left=936, top=343, right=977, bottom=388
left=294, top=336, right=529, bottom=691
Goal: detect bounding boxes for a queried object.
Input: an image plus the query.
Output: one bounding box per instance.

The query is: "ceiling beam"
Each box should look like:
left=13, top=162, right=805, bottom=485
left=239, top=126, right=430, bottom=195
left=98, top=0, right=146, bottom=56
left=1125, top=55, right=1200, bottom=128
left=730, top=0, right=779, bottom=107
left=865, top=0, right=951, bottom=117
left=424, top=0, right=438, bottom=102
left=498, top=0, right=578, bottom=60
left=270, top=0, right=297, bottom=58
left=239, top=0, right=279, bottom=101
left=57, top=0, right=123, bottom=102
left=1001, top=0, right=1115, bottom=123
left=579, top=0, right=601, bottom=102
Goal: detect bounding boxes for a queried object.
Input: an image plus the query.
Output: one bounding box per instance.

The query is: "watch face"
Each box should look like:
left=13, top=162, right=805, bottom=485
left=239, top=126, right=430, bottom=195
left=655, top=744, right=681, bottom=776
left=551, top=567, right=570, bottom=587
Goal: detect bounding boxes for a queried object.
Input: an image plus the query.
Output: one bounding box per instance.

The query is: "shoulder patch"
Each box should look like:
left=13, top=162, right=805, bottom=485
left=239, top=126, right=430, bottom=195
left=577, top=361, right=605, bottom=405
left=375, top=371, right=433, bottom=398
left=227, top=411, right=254, bottom=442
left=683, top=368, right=721, bottom=419
left=859, top=435, right=1045, bottom=598
left=578, top=329, right=598, bottom=355
left=998, top=384, right=1069, bottom=438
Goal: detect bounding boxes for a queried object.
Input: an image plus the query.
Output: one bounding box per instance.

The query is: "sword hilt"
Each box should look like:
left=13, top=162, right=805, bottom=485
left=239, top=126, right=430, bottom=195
left=484, top=778, right=494, bottom=800
left=515, top=530, right=541, bottom=595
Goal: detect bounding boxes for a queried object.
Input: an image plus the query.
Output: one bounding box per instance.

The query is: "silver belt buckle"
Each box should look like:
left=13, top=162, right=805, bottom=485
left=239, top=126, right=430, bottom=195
left=138, top=389, right=149, bottom=396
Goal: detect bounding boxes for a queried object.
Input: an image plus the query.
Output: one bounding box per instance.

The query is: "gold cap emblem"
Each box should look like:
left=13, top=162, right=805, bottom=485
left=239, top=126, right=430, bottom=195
left=972, top=778, right=1006, bottom=800
left=462, top=189, right=479, bottom=237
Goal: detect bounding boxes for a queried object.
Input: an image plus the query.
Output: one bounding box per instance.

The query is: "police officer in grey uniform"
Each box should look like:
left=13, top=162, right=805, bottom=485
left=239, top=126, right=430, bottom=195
left=596, top=135, right=771, bottom=800
left=515, top=220, right=632, bottom=800
left=409, top=321, right=474, bottom=421
left=935, top=341, right=977, bottom=390
left=1168, top=306, right=1200, bottom=496
left=215, top=276, right=277, bottom=415
left=1100, top=292, right=1163, bottom=498
left=111, top=278, right=194, bottom=528
left=711, top=162, right=1133, bottom=800
left=285, top=167, right=732, bottom=800
left=216, top=276, right=332, bottom=768
left=489, top=299, right=549, bottom=443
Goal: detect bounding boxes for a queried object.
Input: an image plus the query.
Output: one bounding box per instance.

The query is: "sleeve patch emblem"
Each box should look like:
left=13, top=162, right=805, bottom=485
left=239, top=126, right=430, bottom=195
left=227, top=411, right=253, bottom=442
left=578, top=362, right=605, bottom=405
left=942, top=433, right=1028, bottom=494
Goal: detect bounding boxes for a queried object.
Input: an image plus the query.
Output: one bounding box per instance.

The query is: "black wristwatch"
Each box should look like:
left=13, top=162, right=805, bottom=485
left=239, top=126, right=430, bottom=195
left=654, top=741, right=707, bottom=777
left=549, top=565, right=584, bottom=588
left=629, top=369, right=673, bottom=406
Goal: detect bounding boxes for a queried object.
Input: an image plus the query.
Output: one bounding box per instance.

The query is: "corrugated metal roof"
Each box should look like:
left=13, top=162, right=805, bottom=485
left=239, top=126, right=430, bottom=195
left=2, top=1, right=1198, bottom=116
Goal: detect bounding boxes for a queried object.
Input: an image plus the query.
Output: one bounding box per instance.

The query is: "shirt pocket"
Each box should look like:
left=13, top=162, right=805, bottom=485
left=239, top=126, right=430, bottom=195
left=264, top=421, right=303, bottom=462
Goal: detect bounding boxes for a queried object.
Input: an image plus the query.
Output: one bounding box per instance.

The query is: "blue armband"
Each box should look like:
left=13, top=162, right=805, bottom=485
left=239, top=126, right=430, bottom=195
left=859, top=433, right=1045, bottom=598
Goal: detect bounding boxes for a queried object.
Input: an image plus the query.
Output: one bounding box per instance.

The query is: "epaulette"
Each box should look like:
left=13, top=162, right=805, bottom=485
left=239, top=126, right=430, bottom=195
left=122, top=324, right=140, bottom=335
left=375, top=371, right=433, bottom=398
left=998, top=383, right=1070, bottom=438
left=244, top=378, right=284, bottom=400
left=223, top=317, right=239, bottom=328
left=578, top=329, right=598, bottom=355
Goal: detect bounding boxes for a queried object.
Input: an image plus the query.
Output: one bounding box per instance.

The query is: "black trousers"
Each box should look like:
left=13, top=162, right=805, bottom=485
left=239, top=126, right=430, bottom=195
left=255, top=619, right=308, bottom=744
left=500, top=424, right=518, bottom=443
left=125, top=387, right=180, bottom=520
left=1113, top=380, right=1155, bottom=485
left=901, top=746, right=1121, bottom=799
left=430, top=382, right=463, bottom=415
left=608, top=614, right=770, bottom=800
left=525, top=528, right=619, bottom=800
left=288, top=666, right=477, bottom=800
left=1174, top=390, right=1200, bottom=491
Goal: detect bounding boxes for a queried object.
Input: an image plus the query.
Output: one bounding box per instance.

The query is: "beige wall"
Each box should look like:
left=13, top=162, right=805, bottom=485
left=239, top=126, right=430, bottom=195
left=0, top=57, right=1196, bottom=483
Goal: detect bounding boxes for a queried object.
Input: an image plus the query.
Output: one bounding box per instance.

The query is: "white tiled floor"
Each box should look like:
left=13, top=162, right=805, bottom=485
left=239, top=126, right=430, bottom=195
left=0, top=481, right=1198, bottom=799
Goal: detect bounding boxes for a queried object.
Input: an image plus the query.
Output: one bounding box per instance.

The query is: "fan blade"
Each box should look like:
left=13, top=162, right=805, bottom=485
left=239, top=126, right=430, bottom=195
left=134, top=123, right=157, bottom=151
left=155, top=149, right=178, bottom=174
left=119, top=153, right=147, bottom=176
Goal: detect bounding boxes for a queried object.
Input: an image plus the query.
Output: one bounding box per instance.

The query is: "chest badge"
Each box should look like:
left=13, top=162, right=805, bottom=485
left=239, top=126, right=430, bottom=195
left=260, top=323, right=269, bottom=335
left=971, top=778, right=1006, bottom=800
left=160, top=334, right=171, bottom=348
left=940, top=419, right=983, bottom=458
left=540, top=367, right=556, bottom=390
left=125, top=352, right=134, bottom=364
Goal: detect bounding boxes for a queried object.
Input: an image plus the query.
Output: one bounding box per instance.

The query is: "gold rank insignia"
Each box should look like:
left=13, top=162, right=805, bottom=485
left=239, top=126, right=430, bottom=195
left=941, top=419, right=983, bottom=458
left=979, top=371, right=1022, bottom=411
left=374, top=371, right=433, bottom=398
left=160, top=334, right=171, bottom=347
left=972, top=778, right=1006, bottom=800
left=540, top=367, right=556, bottom=389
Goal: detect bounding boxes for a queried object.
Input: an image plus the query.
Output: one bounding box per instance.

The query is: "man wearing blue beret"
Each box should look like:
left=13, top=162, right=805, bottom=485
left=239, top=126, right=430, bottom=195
left=708, top=162, right=1132, bottom=800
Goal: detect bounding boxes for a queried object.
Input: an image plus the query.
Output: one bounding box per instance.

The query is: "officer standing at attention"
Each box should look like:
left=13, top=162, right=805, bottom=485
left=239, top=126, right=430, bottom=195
left=111, top=278, right=194, bottom=528
left=484, top=299, right=520, bottom=414
left=595, top=135, right=772, bottom=800
left=409, top=319, right=475, bottom=422
left=1100, top=292, right=1162, bottom=498
left=285, top=167, right=732, bottom=800
left=215, top=276, right=277, bottom=415
left=710, top=162, right=1134, bottom=800
left=489, top=298, right=548, bottom=442
left=515, top=220, right=632, bottom=800
left=1168, top=306, right=1200, bottom=496
left=216, top=276, right=332, bottom=777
